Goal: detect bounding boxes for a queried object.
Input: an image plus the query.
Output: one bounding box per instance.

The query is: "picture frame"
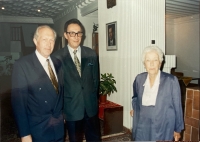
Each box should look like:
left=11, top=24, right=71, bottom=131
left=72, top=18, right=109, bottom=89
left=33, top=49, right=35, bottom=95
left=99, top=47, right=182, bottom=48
left=106, top=21, right=117, bottom=51
left=107, top=0, right=116, bottom=9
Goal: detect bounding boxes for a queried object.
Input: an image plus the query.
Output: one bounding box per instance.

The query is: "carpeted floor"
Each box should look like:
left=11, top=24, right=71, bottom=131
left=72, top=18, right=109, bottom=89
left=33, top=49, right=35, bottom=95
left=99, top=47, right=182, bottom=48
left=101, top=132, right=132, bottom=141
left=1, top=92, right=131, bottom=142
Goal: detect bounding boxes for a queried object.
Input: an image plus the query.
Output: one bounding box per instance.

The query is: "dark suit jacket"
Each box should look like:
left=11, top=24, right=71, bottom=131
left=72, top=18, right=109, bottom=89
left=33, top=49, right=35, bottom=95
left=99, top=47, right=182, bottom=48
left=11, top=52, right=64, bottom=141
left=53, top=45, right=99, bottom=121
left=132, top=71, right=184, bottom=140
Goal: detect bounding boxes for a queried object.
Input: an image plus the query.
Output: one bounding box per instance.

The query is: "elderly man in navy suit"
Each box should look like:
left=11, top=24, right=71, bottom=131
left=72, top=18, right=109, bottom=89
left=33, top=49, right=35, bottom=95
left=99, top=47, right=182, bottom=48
left=53, top=19, right=101, bottom=142
left=11, top=25, right=64, bottom=142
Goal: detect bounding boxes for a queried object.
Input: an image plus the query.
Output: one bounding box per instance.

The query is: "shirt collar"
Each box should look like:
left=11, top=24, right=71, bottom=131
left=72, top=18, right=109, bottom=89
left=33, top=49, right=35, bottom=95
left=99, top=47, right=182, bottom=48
left=35, top=50, right=50, bottom=66
left=68, top=45, right=81, bottom=53
left=143, top=70, right=161, bottom=86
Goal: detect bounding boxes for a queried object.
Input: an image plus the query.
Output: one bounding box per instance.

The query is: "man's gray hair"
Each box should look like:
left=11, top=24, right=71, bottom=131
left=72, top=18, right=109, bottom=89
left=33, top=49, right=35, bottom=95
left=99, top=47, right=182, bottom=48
left=142, top=46, right=164, bottom=64
left=33, top=25, right=57, bottom=40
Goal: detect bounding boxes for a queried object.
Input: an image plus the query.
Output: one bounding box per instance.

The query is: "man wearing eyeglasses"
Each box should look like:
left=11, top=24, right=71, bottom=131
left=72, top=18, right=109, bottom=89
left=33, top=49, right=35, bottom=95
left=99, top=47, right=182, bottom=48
left=53, top=19, right=101, bottom=142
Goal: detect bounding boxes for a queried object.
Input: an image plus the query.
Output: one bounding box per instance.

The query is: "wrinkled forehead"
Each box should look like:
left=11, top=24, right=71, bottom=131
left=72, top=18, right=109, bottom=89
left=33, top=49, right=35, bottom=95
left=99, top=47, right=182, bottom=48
left=38, top=28, right=55, bottom=37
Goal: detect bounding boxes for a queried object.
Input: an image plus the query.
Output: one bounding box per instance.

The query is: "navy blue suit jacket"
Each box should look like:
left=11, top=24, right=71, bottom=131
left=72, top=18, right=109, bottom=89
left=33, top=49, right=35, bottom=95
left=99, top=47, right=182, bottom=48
left=53, top=45, right=99, bottom=121
left=11, top=52, right=64, bottom=141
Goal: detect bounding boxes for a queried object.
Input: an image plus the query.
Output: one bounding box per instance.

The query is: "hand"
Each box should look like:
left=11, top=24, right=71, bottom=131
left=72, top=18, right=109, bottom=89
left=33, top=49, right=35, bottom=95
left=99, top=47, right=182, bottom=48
left=174, top=131, right=181, bottom=141
left=21, top=135, right=32, bottom=142
left=130, top=110, right=134, bottom=117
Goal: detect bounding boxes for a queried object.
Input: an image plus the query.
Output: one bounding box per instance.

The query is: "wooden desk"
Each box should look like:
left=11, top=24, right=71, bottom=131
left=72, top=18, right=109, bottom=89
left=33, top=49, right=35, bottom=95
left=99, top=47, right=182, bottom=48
left=99, top=100, right=123, bottom=135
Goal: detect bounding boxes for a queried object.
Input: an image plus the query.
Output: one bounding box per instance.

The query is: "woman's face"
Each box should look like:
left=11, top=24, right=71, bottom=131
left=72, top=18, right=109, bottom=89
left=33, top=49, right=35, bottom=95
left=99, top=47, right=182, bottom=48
left=144, top=51, right=161, bottom=76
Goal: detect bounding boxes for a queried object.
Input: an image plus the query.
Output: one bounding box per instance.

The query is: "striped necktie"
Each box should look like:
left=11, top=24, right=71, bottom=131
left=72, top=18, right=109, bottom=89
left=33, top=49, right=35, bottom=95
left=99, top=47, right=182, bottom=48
left=47, top=59, right=58, bottom=94
left=73, top=50, right=81, bottom=76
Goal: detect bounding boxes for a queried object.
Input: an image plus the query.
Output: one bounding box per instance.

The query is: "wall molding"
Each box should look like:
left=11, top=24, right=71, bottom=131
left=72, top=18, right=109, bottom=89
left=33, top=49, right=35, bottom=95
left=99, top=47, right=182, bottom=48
left=53, top=0, right=97, bottom=22
left=0, top=15, right=53, bottom=24
left=79, top=0, right=98, bottom=16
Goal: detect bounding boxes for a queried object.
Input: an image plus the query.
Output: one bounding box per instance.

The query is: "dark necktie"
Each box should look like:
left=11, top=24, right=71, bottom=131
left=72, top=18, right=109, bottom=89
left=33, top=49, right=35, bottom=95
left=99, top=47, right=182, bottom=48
left=47, top=59, right=58, bottom=94
left=73, top=50, right=81, bottom=76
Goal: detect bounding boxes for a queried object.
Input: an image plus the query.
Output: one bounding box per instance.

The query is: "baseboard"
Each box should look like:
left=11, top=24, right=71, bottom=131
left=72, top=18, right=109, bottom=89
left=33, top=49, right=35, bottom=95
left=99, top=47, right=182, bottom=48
left=101, top=132, right=125, bottom=139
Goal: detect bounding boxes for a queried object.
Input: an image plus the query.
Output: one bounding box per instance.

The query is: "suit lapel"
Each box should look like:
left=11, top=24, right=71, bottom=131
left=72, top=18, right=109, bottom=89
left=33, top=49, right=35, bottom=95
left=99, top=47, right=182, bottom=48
left=51, top=57, right=58, bottom=73
left=51, top=56, right=61, bottom=93
left=63, top=46, right=75, bottom=69
left=50, top=56, right=63, bottom=112
left=32, top=53, right=48, bottom=78
left=156, top=71, right=165, bottom=100
left=139, top=73, right=147, bottom=100
left=81, top=46, right=88, bottom=73
left=64, top=46, right=82, bottom=80
left=32, top=53, right=57, bottom=98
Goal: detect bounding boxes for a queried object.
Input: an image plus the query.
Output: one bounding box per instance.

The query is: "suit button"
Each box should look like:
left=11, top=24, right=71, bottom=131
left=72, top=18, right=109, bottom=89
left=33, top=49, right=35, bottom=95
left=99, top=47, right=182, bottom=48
left=45, top=101, right=48, bottom=103
left=39, top=88, right=41, bottom=91
left=82, top=87, right=84, bottom=89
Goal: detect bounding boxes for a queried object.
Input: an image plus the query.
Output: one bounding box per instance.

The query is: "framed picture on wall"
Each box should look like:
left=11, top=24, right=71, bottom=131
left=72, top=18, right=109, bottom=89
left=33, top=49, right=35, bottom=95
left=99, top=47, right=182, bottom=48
left=106, top=21, right=117, bottom=51
left=107, top=0, right=116, bottom=8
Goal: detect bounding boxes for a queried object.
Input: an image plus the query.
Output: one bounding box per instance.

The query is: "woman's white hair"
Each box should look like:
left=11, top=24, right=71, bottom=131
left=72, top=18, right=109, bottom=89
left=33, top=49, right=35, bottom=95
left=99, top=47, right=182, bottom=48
left=33, top=25, right=57, bottom=40
left=142, top=46, right=164, bottom=64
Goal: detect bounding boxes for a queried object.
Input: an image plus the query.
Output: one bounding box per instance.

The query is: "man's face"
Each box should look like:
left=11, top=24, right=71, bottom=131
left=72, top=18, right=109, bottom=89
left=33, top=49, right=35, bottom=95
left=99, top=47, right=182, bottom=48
left=64, top=24, right=82, bottom=50
left=33, top=27, right=55, bottom=58
left=108, top=27, right=113, bottom=40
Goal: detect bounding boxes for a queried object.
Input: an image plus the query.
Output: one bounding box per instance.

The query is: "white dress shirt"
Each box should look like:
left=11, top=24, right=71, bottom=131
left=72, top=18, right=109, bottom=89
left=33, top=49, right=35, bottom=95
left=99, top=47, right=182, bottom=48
left=35, top=50, right=58, bottom=81
left=68, top=45, right=81, bottom=63
left=142, top=70, right=160, bottom=106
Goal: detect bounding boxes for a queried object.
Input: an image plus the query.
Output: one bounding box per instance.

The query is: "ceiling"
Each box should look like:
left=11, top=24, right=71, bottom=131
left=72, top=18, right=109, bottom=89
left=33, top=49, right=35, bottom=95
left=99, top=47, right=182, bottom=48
left=165, top=0, right=199, bottom=19
left=0, top=0, right=78, bottom=19
left=0, top=0, right=199, bottom=20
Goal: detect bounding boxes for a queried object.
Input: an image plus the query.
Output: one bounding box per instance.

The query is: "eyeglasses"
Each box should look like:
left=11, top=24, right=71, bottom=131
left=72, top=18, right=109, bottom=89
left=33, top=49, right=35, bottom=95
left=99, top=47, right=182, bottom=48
left=66, top=32, right=83, bottom=37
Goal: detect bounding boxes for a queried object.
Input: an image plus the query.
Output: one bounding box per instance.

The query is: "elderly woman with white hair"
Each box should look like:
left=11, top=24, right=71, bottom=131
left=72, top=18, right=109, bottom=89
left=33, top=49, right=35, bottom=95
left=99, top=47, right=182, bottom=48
left=130, top=46, right=184, bottom=141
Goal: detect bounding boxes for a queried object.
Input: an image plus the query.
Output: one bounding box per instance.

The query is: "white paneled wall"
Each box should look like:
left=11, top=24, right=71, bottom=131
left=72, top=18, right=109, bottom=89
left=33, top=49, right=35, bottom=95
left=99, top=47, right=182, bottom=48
left=163, top=55, right=176, bottom=73
left=77, top=9, right=98, bottom=48
left=166, top=14, right=199, bottom=83
left=98, top=0, right=166, bottom=129
left=174, top=15, right=199, bottom=79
